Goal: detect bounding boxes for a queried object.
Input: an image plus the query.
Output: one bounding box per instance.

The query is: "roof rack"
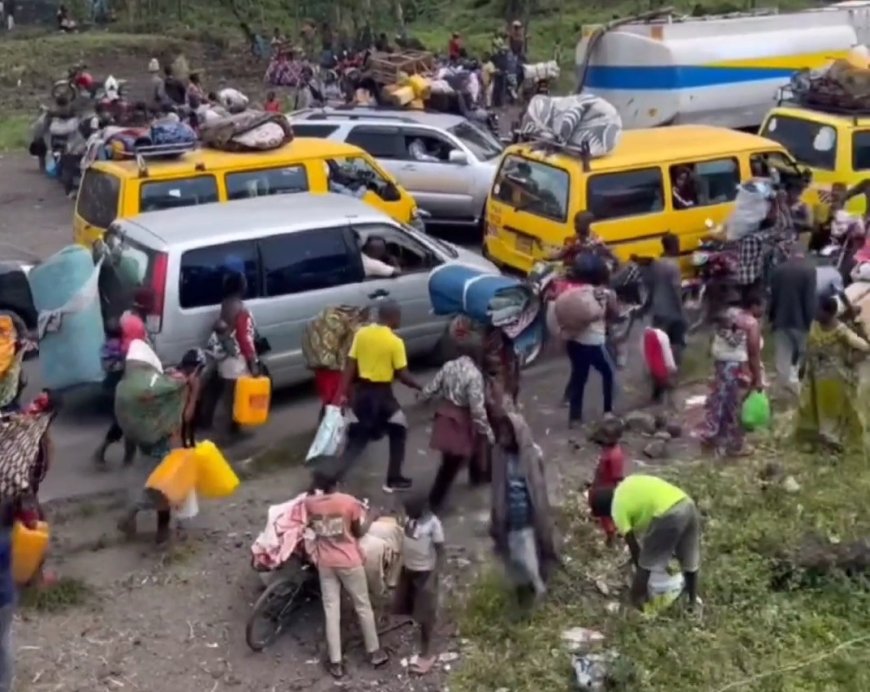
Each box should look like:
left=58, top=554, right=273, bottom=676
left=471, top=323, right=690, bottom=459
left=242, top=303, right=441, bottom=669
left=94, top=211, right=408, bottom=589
left=304, top=111, right=418, bottom=123
left=776, top=85, right=870, bottom=124
left=112, top=140, right=198, bottom=178
left=517, top=132, right=593, bottom=171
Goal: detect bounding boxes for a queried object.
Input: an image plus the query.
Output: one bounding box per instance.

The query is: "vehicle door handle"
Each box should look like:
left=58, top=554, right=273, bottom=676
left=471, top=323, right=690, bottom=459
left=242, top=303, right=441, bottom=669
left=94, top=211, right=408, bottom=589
left=401, top=164, right=417, bottom=171
left=368, top=289, right=390, bottom=299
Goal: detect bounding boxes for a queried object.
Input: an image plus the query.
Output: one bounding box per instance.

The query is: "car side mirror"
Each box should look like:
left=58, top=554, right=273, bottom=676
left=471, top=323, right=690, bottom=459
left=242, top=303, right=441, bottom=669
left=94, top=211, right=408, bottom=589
left=448, top=150, right=468, bottom=165
left=381, top=182, right=401, bottom=202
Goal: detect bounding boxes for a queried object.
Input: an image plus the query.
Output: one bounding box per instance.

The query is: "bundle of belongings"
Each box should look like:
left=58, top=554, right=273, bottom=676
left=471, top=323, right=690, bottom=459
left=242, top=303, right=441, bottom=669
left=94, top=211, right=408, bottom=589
left=790, top=47, right=870, bottom=112
left=520, top=93, right=623, bottom=158
left=115, top=340, right=186, bottom=456
left=427, top=263, right=543, bottom=360
left=725, top=179, right=775, bottom=241
left=301, top=305, right=369, bottom=372
left=250, top=494, right=404, bottom=596
left=81, top=120, right=197, bottom=165
left=200, top=110, right=294, bottom=152
left=522, top=60, right=560, bottom=85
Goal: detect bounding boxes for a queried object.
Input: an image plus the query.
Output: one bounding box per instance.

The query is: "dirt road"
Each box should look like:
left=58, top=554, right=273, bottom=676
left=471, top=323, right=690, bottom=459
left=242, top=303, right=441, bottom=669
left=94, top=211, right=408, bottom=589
left=14, top=358, right=707, bottom=692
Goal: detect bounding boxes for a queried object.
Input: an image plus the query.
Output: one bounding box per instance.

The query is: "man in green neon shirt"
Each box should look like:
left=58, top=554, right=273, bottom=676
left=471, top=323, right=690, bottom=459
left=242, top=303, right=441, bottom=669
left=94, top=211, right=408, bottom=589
left=590, top=474, right=700, bottom=610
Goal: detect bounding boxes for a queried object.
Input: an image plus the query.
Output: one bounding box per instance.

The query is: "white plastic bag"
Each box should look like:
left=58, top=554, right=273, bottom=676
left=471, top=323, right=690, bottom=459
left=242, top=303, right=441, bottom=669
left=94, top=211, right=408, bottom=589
left=175, top=490, right=199, bottom=520
left=305, top=405, right=348, bottom=462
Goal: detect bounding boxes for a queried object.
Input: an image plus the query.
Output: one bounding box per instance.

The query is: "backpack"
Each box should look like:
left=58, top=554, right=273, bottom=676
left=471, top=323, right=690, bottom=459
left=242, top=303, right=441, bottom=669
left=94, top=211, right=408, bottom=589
left=553, top=285, right=604, bottom=338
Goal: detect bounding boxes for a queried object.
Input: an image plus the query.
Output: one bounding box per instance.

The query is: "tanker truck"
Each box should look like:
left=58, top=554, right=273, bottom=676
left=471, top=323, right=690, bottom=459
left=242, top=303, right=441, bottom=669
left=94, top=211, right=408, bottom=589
left=576, top=5, right=869, bottom=130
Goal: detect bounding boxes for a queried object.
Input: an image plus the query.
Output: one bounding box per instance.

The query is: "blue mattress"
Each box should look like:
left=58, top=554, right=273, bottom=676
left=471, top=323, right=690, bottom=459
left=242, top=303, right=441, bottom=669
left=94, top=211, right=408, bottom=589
left=29, top=245, right=105, bottom=389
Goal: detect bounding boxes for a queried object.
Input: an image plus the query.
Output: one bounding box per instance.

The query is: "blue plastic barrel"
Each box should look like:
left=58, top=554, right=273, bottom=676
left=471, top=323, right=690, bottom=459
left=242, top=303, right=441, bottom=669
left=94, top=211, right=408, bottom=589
left=29, top=245, right=105, bottom=389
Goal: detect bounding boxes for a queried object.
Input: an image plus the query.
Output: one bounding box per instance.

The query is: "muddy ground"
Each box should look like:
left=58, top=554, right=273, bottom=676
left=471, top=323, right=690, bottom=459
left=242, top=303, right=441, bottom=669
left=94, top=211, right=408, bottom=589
left=12, top=372, right=710, bottom=692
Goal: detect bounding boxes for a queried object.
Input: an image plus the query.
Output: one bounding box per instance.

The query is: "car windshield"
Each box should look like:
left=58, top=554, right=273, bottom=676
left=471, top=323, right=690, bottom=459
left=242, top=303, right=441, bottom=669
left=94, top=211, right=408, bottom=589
left=448, top=121, right=503, bottom=161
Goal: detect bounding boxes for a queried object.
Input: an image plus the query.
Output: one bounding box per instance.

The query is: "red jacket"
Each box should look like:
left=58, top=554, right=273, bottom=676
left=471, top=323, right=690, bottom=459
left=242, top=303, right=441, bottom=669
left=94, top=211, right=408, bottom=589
left=589, top=444, right=626, bottom=539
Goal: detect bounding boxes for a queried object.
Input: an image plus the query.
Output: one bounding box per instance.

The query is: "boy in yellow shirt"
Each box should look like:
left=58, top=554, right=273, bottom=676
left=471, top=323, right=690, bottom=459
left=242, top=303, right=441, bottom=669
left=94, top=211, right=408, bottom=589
left=336, top=301, right=422, bottom=493
left=589, top=474, right=700, bottom=610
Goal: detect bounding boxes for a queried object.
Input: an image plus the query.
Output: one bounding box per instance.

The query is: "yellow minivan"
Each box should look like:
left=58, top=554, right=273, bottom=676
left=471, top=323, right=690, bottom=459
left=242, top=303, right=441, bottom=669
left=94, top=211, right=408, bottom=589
left=760, top=104, right=870, bottom=216
left=484, top=126, right=795, bottom=274
left=73, top=138, right=423, bottom=247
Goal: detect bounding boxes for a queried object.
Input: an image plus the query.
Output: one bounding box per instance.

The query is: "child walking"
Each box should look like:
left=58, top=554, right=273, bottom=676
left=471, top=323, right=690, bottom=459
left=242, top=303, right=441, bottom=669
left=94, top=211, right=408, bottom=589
left=588, top=415, right=627, bottom=544
left=395, top=494, right=445, bottom=675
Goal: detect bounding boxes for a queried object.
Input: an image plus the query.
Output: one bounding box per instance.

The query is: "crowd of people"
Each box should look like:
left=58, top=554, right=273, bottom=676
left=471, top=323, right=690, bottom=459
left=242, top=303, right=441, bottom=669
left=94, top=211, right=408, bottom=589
left=6, top=136, right=870, bottom=688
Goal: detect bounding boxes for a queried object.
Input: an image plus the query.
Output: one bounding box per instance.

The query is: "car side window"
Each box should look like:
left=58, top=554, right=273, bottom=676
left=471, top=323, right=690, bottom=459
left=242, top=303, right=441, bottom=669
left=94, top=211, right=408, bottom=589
left=225, top=165, right=309, bottom=200
left=356, top=223, right=441, bottom=274
left=587, top=168, right=664, bottom=220
left=140, top=176, right=219, bottom=213
left=259, top=227, right=363, bottom=297
left=402, top=131, right=456, bottom=163
left=669, top=158, right=739, bottom=210
left=345, top=127, right=403, bottom=159
left=77, top=169, right=120, bottom=228
left=291, top=124, right=340, bottom=138
left=179, top=240, right=260, bottom=310
left=325, top=156, right=400, bottom=202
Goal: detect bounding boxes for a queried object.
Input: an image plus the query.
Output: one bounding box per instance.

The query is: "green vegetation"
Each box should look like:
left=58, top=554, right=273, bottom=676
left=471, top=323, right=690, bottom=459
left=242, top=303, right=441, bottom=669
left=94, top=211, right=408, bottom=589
left=454, top=429, right=870, bottom=691
left=20, top=576, right=96, bottom=613
left=0, top=115, right=32, bottom=152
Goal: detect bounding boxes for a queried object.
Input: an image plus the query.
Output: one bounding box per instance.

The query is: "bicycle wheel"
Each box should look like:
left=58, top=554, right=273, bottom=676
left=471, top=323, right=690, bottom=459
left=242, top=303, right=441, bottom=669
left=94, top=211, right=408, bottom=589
left=245, top=576, right=307, bottom=652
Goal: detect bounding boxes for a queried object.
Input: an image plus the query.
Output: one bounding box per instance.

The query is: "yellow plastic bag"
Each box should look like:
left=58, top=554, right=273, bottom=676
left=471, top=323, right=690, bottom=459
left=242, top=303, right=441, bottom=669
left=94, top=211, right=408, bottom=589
left=233, top=375, right=271, bottom=427
left=194, top=440, right=240, bottom=499
left=146, top=449, right=198, bottom=506
left=12, top=520, right=50, bottom=585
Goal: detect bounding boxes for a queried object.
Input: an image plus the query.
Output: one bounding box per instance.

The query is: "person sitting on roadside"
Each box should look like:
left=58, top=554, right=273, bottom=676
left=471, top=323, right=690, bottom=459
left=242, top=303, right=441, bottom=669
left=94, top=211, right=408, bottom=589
left=304, top=466, right=388, bottom=679
left=56, top=4, right=77, bottom=31
left=589, top=474, right=701, bottom=611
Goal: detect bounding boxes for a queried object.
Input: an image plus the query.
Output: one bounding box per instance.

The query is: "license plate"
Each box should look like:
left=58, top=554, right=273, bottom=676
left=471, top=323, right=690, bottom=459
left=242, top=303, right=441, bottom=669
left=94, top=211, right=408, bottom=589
left=515, top=234, right=533, bottom=255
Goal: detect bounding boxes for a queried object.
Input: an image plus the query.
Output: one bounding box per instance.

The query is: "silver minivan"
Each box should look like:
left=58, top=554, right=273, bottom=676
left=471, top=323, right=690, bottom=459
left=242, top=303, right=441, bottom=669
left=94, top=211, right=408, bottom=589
left=101, top=193, right=497, bottom=388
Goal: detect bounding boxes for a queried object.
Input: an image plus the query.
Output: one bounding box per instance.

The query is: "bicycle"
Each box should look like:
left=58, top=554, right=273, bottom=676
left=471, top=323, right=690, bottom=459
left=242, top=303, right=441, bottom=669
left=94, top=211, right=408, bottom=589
left=245, top=556, right=320, bottom=652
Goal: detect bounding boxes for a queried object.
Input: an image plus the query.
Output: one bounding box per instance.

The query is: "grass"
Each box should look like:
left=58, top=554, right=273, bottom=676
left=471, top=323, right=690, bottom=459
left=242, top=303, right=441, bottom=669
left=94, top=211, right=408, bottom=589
left=20, top=576, right=96, bottom=613
left=452, top=428, right=870, bottom=691
left=0, top=115, right=32, bottom=151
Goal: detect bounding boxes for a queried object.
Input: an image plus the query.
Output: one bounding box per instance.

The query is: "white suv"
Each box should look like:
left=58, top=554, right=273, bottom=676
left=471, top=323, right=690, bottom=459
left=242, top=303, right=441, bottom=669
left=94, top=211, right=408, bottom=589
left=289, top=108, right=504, bottom=235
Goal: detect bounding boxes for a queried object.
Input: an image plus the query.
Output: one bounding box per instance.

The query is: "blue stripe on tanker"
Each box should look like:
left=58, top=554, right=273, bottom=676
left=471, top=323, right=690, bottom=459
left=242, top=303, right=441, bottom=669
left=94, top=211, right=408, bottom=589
left=583, top=65, right=795, bottom=90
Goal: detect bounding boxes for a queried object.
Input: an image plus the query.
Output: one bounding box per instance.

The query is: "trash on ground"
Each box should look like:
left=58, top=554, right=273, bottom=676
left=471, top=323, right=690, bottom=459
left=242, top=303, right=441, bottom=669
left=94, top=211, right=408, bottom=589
left=561, top=627, right=605, bottom=651
left=572, top=650, right=619, bottom=690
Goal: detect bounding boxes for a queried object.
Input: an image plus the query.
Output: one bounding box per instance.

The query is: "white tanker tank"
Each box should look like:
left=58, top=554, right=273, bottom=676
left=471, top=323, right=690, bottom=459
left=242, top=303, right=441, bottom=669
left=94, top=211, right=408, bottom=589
left=576, top=7, right=866, bottom=130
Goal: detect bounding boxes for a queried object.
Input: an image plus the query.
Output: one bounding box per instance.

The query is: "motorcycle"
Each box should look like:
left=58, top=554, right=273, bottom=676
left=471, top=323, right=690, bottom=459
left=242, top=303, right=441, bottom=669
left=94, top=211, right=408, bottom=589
left=682, top=224, right=739, bottom=333
left=52, top=63, right=97, bottom=103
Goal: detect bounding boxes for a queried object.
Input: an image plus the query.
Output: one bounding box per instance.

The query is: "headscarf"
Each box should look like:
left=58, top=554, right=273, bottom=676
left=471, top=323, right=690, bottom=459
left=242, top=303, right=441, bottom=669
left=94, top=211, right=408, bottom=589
left=126, top=339, right=163, bottom=372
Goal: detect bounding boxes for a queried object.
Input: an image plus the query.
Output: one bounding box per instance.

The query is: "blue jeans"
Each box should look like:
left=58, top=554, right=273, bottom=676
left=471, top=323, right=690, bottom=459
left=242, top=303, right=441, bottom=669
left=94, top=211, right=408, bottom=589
left=0, top=602, right=13, bottom=692
left=566, top=341, right=615, bottom=422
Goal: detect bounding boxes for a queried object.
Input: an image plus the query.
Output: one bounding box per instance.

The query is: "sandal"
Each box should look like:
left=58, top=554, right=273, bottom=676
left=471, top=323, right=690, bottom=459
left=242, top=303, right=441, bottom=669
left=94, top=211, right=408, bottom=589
left=326, top=662, right=345, bottom=679
left=410, top=656, right=435, bottom=675
left=369, top=649, right=389, bottom=667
